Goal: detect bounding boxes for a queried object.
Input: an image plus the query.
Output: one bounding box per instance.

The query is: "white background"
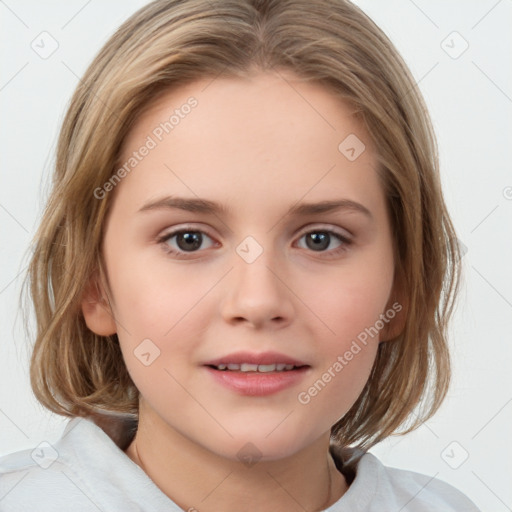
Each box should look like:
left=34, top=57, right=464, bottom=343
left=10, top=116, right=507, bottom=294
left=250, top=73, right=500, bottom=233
left=1, top=1, right=511, bottom=510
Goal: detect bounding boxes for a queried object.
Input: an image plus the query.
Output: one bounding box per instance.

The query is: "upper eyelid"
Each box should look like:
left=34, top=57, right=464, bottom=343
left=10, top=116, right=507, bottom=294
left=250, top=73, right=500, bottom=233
left=159, top=223, right=215, bottom=237
left=295, top=223, right=352, bottom=237
left=159, top=222, right=351, bottom=234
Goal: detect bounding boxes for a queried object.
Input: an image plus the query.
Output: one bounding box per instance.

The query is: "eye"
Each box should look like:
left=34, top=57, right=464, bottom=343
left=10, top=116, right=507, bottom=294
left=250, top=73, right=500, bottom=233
left=296, top=228, right=351, bottom=255
left=158, top=228, right=216, bottom=257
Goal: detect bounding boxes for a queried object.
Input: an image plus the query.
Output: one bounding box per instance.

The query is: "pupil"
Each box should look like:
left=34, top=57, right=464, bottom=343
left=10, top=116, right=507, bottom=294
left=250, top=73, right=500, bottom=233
left=177, top=232, right=202, bottom=251
left=307, top=232, right=329, bottom=251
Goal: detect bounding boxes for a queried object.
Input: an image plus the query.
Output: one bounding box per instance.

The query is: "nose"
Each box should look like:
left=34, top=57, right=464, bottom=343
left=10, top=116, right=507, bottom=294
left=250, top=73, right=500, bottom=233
left=220, top=247, right=295, bottom=330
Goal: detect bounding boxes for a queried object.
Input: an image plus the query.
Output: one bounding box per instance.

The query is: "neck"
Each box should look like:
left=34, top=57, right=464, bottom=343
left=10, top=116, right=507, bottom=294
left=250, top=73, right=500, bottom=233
left=125, top=411, right=348, bottom=511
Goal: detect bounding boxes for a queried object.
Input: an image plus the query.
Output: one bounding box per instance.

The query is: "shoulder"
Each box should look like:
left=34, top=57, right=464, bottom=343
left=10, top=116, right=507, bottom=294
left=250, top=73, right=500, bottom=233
left=329, top=447, right=481, bottom=511
left=0, top=415, right=159, bottom=512
left=357, top=453, right=481, bottom=511
left=0, top=441, right=97, bottom=511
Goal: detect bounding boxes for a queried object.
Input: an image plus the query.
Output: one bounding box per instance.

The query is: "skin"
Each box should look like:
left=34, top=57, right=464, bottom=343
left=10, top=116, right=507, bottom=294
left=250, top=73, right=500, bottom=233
left=82, top=70, right=400, bottom=511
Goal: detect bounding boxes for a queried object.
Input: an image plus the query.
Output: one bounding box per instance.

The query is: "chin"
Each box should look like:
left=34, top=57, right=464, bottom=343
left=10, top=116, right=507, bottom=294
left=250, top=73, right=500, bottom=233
left=208, top=425, right=320, bottom=464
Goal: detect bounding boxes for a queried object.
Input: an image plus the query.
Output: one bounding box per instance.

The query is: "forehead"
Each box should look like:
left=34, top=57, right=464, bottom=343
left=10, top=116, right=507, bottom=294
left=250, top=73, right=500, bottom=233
left=114, top=71, right=383, bottom=219
left=124, top=70, right=365, bottom=154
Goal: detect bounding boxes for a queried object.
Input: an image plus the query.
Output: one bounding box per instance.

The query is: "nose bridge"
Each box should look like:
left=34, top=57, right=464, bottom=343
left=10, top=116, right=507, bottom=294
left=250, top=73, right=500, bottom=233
left=220, top=236, right=294, bottom=327
left=234, top=245, right=278, bottom=293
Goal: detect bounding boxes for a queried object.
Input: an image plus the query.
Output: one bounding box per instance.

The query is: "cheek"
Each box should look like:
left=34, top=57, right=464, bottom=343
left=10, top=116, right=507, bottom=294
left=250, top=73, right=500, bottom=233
left=300, top=264, right=394, bottom=346
left=106, top=246, right=217, bottom=340
left=296, top=293, right=381, bottom=434
left=295, top=260, right=392, bottom=419
left=288, top=276, right=391, bottom=432
left=297, top=342, right=377, bottom=425
left=105, top=253, right=221, bottom=396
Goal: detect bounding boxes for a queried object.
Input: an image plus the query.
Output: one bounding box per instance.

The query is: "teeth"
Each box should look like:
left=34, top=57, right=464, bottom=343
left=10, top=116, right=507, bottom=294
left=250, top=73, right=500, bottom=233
left=215, top=363, right=299, bottom=372
left=240, top=363, right=258, bottom=372
left=257, top=364, right=276, bottom=373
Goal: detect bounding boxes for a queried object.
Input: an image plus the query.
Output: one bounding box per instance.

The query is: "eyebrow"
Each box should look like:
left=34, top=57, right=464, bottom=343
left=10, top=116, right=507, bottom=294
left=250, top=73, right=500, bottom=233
left=138, top=196, right=373, bottom=219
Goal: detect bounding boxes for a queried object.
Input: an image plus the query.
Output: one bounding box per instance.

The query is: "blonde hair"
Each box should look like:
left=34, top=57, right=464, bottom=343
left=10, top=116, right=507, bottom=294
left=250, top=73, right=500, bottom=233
left=27, top=0, right=461, bottom=449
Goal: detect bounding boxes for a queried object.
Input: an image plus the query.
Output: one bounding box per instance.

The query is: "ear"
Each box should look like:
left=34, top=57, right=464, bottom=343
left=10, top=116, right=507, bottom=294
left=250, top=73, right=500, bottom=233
left=380, top=273, right=408, bottom=342
left=81, top=272, right=117, bottom=336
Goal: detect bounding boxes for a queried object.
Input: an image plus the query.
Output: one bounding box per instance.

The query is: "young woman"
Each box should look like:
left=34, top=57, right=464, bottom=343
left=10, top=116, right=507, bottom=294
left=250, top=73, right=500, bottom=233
left=0, top=1, right=480, bottom=510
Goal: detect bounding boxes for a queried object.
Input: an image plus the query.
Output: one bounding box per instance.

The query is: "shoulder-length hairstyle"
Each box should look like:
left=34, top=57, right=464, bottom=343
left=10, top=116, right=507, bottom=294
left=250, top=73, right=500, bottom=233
left=27, top=0, right=461, bottom=449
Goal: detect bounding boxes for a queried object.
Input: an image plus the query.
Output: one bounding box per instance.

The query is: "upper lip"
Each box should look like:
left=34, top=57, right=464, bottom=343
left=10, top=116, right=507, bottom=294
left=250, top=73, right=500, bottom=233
left=203, top=351, right=309, bottom=367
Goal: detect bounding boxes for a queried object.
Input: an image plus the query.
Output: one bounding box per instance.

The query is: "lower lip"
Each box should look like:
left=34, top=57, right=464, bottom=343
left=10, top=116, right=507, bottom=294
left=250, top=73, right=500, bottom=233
left=205, top=366, right=309, bottom=396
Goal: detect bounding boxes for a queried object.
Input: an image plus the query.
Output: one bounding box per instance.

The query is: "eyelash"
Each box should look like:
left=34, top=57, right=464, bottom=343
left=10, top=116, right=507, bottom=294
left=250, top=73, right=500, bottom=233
left=156, top=225, right=353, bottom=260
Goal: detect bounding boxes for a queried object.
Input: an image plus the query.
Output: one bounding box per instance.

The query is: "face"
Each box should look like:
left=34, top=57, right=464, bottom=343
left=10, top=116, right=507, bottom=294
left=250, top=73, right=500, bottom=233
left=92, top=71, right=396, bottom=461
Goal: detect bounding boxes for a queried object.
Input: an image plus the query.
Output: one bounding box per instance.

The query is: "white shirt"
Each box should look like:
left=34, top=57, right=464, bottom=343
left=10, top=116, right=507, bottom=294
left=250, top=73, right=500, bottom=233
left=0, top=416, right=481, bottom=511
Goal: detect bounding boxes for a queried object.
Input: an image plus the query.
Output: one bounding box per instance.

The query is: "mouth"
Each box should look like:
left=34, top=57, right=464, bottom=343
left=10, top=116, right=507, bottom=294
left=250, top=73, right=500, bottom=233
left=203, top=351, right=310, bottom=372
left=207, top=363, right=307, bottom=373
left=203, top=351, right=310, bottom=396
